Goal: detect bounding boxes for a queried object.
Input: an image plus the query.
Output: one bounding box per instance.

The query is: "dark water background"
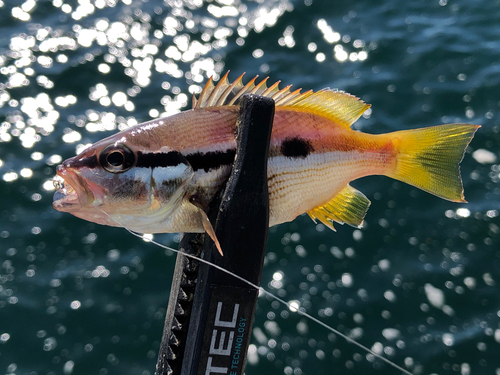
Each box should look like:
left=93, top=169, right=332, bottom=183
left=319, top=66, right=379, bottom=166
left=1, top=0, right=500, bottom=374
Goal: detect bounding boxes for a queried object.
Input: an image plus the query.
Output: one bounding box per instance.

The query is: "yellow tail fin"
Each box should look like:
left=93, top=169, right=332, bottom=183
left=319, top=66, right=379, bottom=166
left=386, top=124, right=479, bottom=202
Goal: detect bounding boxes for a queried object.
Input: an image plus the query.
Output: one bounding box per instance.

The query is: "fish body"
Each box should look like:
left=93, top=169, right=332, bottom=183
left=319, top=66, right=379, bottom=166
left=53, top=73, right=479, bottom=242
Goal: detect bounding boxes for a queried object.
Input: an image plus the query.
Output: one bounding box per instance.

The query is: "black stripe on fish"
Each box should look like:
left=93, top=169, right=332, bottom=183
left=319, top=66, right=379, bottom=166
left=185, top=149, right=236, bottom=173
left=281, top=137, right=313, bottom=158
left=136, top=151, right=189, bottom=168
left=135, top=150, right=236, bottom=173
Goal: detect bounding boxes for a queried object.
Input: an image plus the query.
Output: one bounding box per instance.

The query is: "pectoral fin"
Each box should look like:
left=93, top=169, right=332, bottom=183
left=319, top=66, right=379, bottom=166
left=199, top=208, right=223, bottom=256
left=190, top=199, right=223, bottom=256
left=308, top=185, right=371, bottom=230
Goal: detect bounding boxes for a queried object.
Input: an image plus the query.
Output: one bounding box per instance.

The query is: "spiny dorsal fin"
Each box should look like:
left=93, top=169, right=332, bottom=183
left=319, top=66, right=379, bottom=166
left=193, top=73, right=370, bottom=128
left=193, top=72, right=313, bottom=109
left=193, top=76, right=215, bottom=109
left=307, top=185, right=371, bottom=230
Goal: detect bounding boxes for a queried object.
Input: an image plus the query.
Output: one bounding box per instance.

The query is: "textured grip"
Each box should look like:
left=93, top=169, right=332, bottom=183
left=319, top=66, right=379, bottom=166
left=155, top=233, right=204, bottom=375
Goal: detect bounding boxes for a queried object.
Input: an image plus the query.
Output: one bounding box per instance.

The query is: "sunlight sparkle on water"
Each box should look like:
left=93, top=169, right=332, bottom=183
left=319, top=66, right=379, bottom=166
left=43, top=180, right=56, bottom=191
left=111, top=92, right=128, bottom=107
left=317, top=19, right=341, bottom=44
left=278, top=26, right=295, bottom=48
left=288, top=300, right=300, bottom=312
left=208, top=5, right=239, bottom=18
left=315, top=18, right=369, bottom=63
left=20, top=168, right=33, bottom=178
left=12, top=6, right=31, bottom=21
left=91, top=265, right=110, bottom=278
left=62, top=130, right=82, bottom=143
left=316, top=53, right=326, bottom=62
left=442, top=333, right=455, bottom=346
left=3, top=172, right=18, bottom=182
left=54, top=95, right=77, bottom=107
left=341, top=273, right=353, bottom=287
left=472, top=148, right=497, bottom=164
left=89, top=83, right=109, bottom=101
left=46, top=155, right=62, bottom=165
left=0, top=333, right=10, bottom=343
left=31, top=152, right=43, bottom=160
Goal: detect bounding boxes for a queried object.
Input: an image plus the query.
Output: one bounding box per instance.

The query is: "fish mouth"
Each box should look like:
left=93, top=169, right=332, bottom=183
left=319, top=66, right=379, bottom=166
left=52, top=175, right=78, bottom=209
left=52, top=165, right=102, bottom=211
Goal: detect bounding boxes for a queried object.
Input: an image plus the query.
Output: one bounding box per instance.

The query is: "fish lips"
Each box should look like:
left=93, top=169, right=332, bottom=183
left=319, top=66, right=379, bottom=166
left=52, top=164, right=102, bottom=211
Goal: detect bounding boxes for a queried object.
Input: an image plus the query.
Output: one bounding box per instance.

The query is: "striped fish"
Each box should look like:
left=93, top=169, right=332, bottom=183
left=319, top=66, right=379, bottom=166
left=53, top=72, right=479, bottom=254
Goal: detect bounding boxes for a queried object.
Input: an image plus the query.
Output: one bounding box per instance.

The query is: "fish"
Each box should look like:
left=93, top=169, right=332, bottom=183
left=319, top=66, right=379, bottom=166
left=53, top=72, right=479, bottom=254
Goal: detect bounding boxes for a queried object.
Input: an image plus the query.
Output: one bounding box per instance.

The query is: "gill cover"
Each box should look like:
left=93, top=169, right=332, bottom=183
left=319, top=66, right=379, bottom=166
left=104, top=146, right=223, bottom=255
left=146, top=151, right=223, bottom=255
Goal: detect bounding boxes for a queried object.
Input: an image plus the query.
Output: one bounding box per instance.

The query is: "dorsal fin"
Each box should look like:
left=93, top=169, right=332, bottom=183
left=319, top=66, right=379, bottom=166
left=192, top=73, right=370, bottom=128
left=205, top=71, right=230, bottom=107
left=194, top=76, right=215, bottom=108
left=193, top=72, right=313, bottom=110
left=307, top=185, right=371, bottom=230
left=290, top=90, right=370, bottom=128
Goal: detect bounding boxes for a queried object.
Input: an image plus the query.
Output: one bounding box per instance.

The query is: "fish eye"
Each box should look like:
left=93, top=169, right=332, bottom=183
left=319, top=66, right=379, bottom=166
left=99, top=144, right=135, bottom=173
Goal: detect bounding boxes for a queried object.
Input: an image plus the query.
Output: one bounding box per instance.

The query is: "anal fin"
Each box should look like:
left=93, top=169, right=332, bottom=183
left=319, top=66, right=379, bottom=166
left=307, top=185, right=371, bottom=230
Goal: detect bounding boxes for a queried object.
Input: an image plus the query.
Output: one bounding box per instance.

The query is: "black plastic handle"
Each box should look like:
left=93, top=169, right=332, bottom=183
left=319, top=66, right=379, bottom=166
left=155, top=94, right=275, bottom=375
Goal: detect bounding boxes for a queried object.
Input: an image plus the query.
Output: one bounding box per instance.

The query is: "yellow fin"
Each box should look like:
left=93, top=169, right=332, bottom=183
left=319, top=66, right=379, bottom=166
left=290, top=90, right=370, bottom=128
left=194, top=73, right=369, bottom=127
left=308, top=185, right=371, bottom=230
left=386, top=124, right=480, bottom=202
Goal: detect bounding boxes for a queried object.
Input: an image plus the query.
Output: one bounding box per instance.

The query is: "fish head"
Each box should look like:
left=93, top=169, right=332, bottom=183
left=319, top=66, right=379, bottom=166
left=52, top=137, right=195, bottom=232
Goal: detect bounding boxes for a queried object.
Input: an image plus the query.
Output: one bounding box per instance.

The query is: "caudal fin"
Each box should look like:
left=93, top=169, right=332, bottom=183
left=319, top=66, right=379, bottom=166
left=386, top=124, right=480, bottom=202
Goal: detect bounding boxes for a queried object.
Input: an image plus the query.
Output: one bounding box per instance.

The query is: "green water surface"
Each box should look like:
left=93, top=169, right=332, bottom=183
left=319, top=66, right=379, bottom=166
left=1, top=0, right=499, bottom=374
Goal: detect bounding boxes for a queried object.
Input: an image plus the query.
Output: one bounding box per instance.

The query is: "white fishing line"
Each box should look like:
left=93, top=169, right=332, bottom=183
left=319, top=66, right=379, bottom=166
left=99, top=209, right=412, bottom=375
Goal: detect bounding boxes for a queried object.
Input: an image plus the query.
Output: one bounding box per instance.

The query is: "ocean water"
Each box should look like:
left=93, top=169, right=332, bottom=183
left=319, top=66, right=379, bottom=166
left=1, top=0, right=499, bottom=374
